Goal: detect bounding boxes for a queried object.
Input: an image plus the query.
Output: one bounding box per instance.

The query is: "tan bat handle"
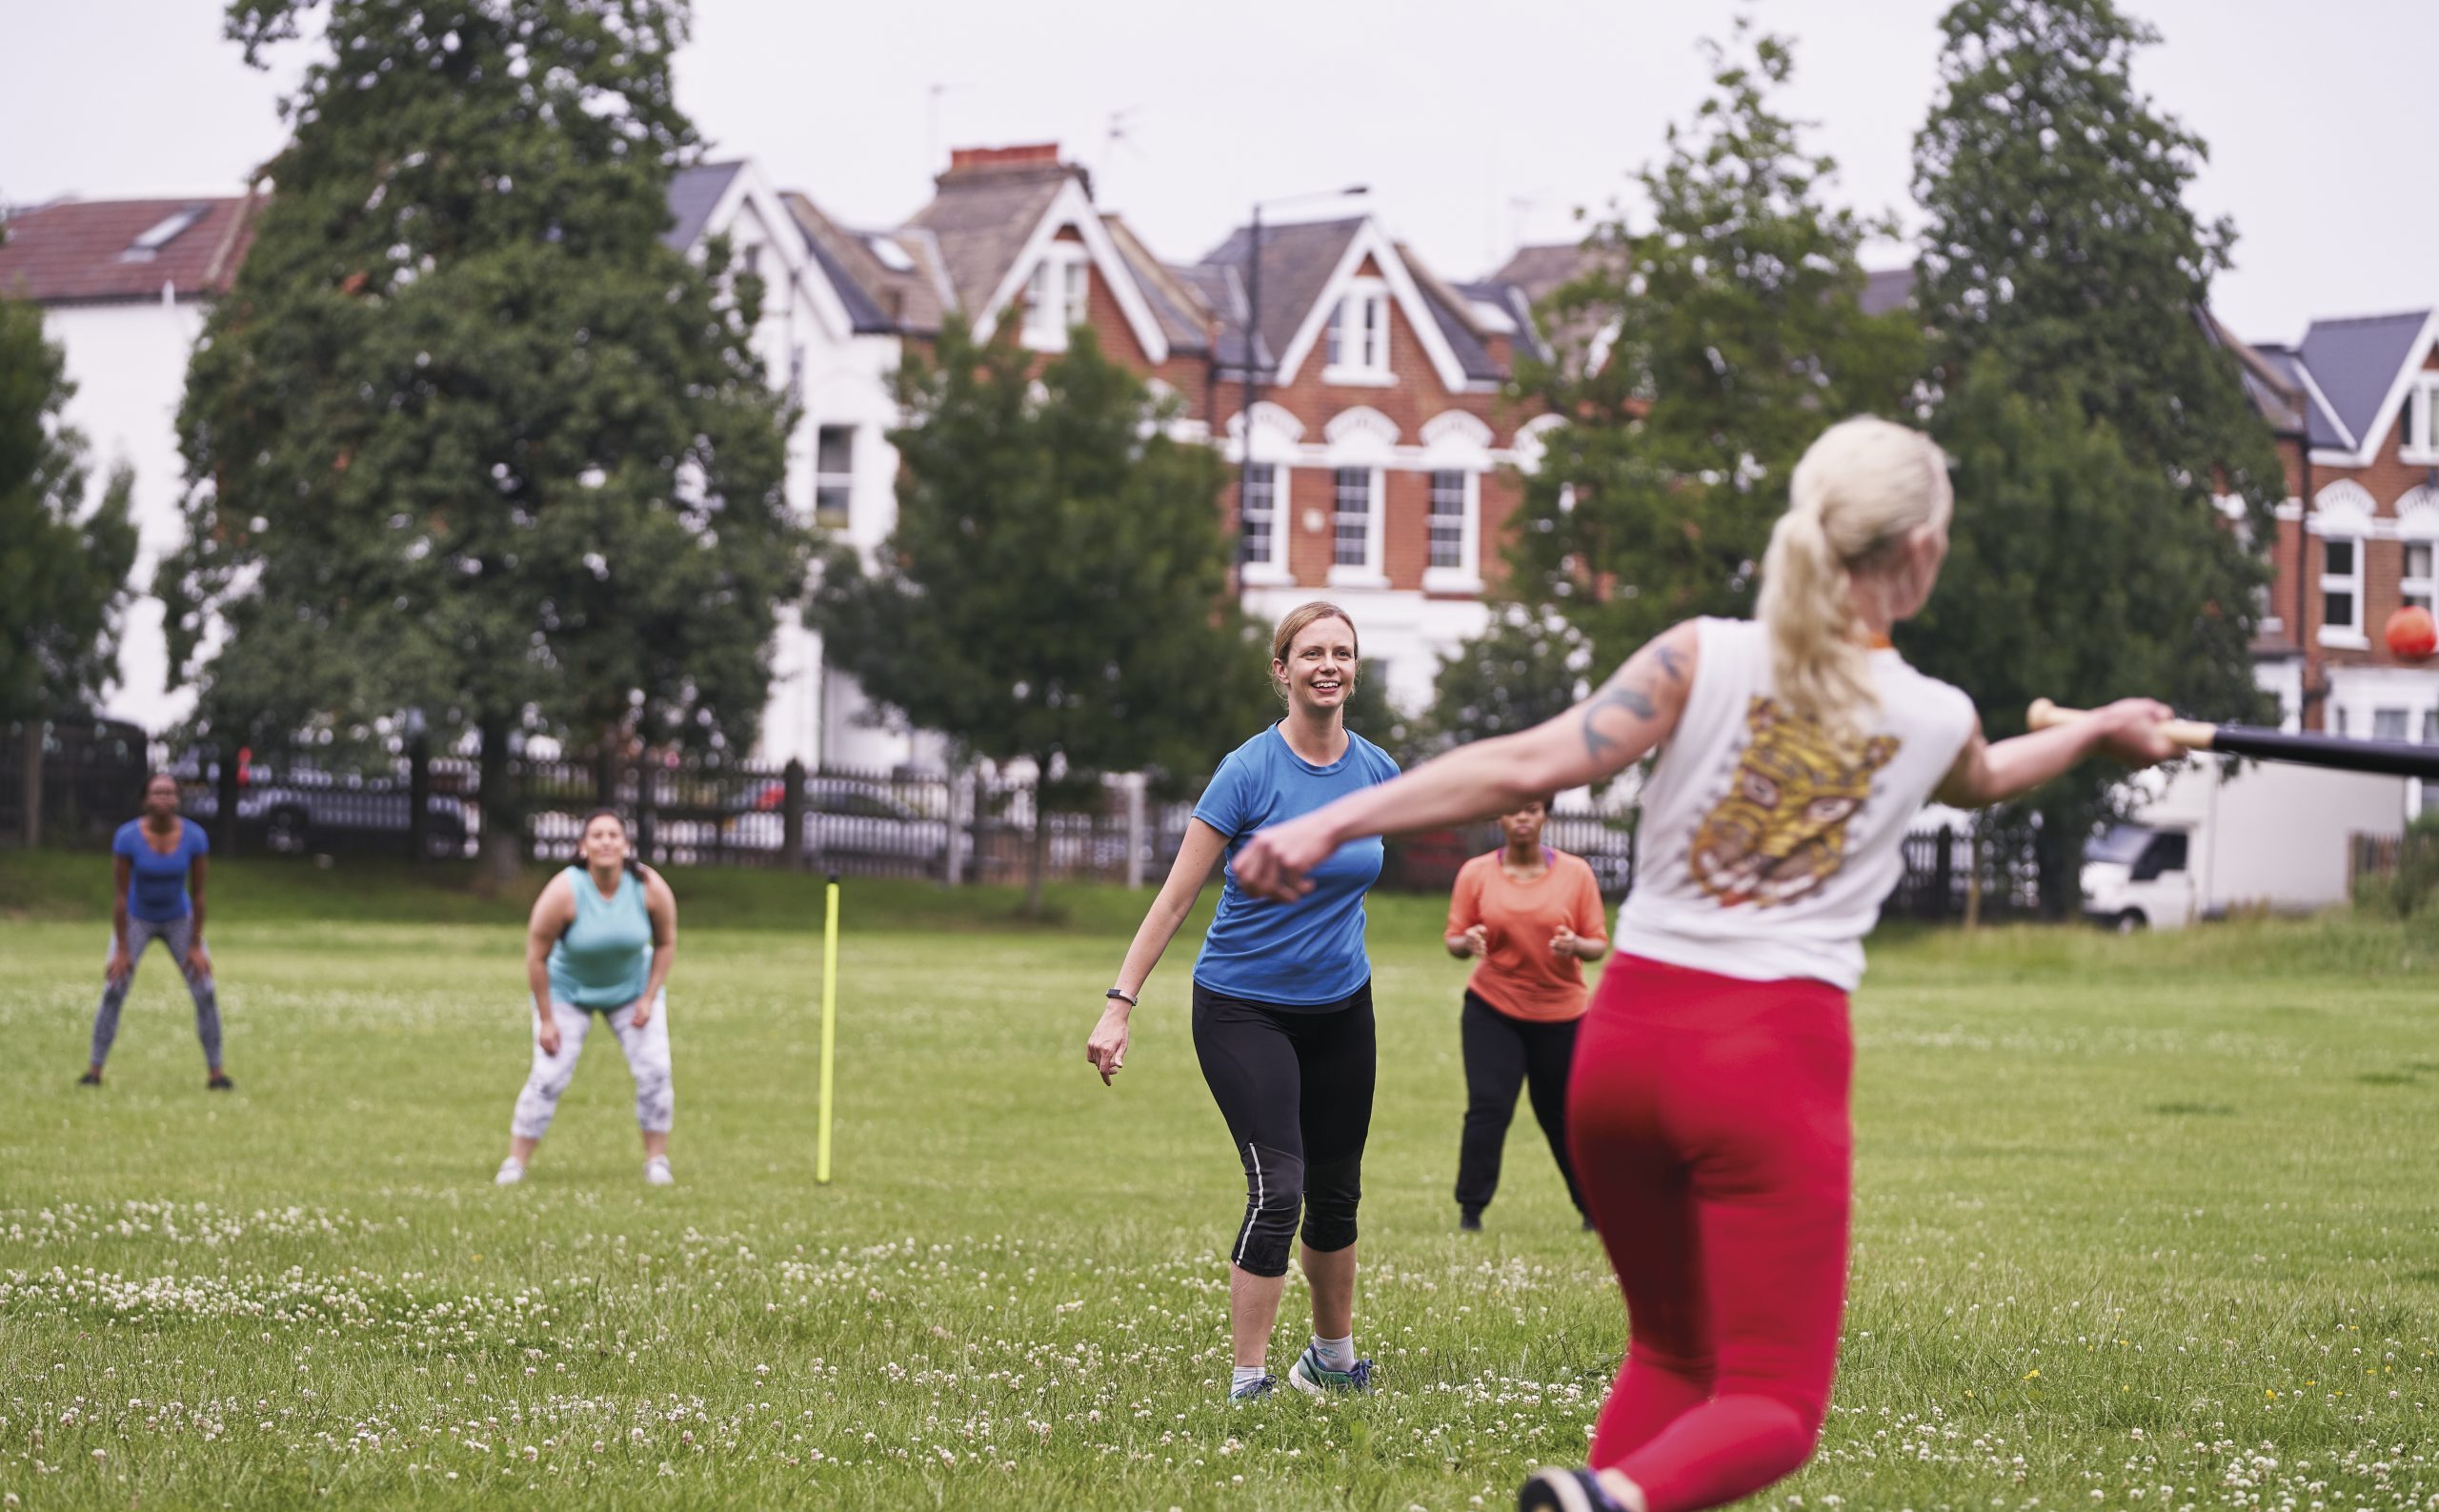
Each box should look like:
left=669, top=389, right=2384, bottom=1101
left=2026, top=698, right=2216, bottom=752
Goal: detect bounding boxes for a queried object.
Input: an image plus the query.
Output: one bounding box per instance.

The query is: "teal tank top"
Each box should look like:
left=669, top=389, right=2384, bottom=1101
left=547, top=866, right=654, bottom=1009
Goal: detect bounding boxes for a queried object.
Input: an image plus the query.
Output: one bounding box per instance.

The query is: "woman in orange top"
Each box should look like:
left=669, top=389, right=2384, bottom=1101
left=1443, top=794, right=1609, bottom=1231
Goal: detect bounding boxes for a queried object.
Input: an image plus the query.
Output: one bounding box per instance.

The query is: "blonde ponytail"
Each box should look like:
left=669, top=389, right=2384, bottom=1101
left=1758, top=416, right=1951, bottom=742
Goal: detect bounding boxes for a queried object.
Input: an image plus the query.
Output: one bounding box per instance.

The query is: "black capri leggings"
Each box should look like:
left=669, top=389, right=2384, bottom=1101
left=1191, top=980, right=1376, bottom=1279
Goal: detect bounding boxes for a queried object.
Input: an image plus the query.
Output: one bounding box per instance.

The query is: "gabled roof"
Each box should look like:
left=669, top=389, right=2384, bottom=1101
left=1400, top=246, right=1502, bottom=383
left=1455, top=278, right=1547, bottom=365
left=1199, top=217, right=1363, bottom=376
left=2195, top=307, right=2306, bottom=440
left=1101, top=214, right=1210, bottom=355
left=1493, top=242, right=1602, bottom=308
left=779, top=191, right=914, bottom=336
left=663, top=160, right=745, bottom=252
left=2254, top=345, right=2350, bottom=450
left=0, top=193, right=261, bottom=304
left=902, top=157, right=1074, bottom=317
left=2296, top=310, right=2431, bottom=454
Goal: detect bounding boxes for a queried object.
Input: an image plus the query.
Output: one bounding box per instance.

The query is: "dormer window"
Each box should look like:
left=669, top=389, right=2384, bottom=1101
left=2407, top=376, right=2439, bottom=460
left=1023, top=244, right=1092, bottom=350
left=1324, top=278, right=1390, bottom=379
left=119, top=205, right=207, bottom=263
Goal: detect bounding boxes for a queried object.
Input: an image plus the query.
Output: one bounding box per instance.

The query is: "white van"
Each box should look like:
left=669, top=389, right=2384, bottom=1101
left=2078, top=754, right=2407, bottom=930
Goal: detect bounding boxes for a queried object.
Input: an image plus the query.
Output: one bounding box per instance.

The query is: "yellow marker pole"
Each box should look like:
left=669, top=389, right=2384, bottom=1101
left=816, top=873, right=840, bottom=1184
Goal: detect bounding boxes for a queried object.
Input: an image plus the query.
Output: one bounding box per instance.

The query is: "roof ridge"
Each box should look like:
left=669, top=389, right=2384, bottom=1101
left=2306, top=309, right=2434, bottom=330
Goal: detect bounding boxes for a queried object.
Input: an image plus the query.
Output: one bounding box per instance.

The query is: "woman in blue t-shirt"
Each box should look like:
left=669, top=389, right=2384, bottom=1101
left=85, top=773, right=231, bottom=1090
left=1085, top=602, right=1400, bottom=1402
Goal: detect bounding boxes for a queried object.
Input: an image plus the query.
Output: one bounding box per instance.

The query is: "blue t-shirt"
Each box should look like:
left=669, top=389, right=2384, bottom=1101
left=1191, top=725, right=1400, bottom=1007
left=114, top=818, right=209, bottom=923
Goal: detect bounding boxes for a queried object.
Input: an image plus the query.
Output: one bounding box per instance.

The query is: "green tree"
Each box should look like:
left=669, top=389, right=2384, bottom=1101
left=812, top=319, right=1267, bottom=917
left=0, top=290, right=138, bottom=844
left=162, top=0, right=807, bottom=883
left=1510, top=23, right=1925, bottom=669
left=1913, top=0, right=2288, bottom=530
left=1907, top=358, right=2267, bottom=910
left=1908, top=0, right=2281, bottom=914
left=1423, top=604, right=1591, bottom=755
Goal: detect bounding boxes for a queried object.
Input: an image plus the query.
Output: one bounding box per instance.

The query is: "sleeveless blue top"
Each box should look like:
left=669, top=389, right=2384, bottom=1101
left=547, top=866, right=653, bottom=1010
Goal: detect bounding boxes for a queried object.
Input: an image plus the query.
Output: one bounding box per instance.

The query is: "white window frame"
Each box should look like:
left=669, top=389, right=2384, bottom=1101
left=1422, top=468, right=1481, bottom=593
left=2320, top=533, right=2366, bottom=648
left=2404, top=537, right=2436, bottom=615
left=1021, top=243, right=1093, bottom=352
left=1326, top=466, right=1387, bottom=587
left=2404, top=376, right=2439, bottom=464
left=1323, top=277, right=1392, bottom=384
left=1237, top=462, right=1290, bottom=584
left=813, top=425, right=854, bottom=530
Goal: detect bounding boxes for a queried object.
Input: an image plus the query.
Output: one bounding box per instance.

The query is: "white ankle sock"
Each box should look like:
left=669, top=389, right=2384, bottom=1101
left=1230, top=1364, right=1267, bottom=1393
left=1310, top=1333, right=1355, bottom=1371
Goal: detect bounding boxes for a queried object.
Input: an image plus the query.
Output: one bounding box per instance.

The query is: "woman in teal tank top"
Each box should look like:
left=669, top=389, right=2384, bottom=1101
left=496, top=809, right=681, bottom=1187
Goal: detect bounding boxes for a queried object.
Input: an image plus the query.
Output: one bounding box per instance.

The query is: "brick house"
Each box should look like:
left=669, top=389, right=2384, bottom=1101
left=4, top=148, right=1557, bottom=769
left=779, top=143, right=1557, bottom=759
left=2239, top=309, right=2439, bottom=808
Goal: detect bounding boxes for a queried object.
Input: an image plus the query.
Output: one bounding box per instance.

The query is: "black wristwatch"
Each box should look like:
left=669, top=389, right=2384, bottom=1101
left=1104, top=987, right=1139, bottom=1008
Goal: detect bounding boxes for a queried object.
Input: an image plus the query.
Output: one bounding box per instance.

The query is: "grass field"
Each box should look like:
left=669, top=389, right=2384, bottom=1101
left=3, top=853, right=2437, bottom=1510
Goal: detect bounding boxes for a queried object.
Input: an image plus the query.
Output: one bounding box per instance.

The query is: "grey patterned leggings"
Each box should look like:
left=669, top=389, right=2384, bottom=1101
left=91, top=915, right=223, bottom=1069
left=511, top=995, right=675, bottom=1140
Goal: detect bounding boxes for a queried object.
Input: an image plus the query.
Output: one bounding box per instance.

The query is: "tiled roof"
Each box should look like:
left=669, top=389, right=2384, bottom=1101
left=1492, top=242, right=1604, bottom=307
left=1455, top=278, right=1547, bottom=364
left=1101, top=214, right=1209, bottom=354
left=2296, top=310, right=2431, bottom=453
left=903, top=161, right=1075, bottom=319
left=779, top=191, right=910, bottom=335
left=0, top=193, right=260, bottom=304
left=1199, top=216, right=1362, bottom=375
left=663, top=161, right=744, bottom=251
left=1400, top=244, right=1502, bottom=383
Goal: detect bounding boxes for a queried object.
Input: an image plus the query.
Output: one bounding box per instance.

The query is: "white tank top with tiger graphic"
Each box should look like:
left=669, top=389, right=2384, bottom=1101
left=1613, top=617, right=1977, bottom=991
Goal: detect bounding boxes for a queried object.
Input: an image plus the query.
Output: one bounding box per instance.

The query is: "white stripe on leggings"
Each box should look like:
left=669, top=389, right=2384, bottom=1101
left=1233, top=1143, right=1264, bottom=1267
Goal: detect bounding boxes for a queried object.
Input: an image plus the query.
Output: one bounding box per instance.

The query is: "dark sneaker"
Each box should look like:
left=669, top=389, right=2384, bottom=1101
left=1227, top=1375, right=1275, bottom=1402
left=206, top=1073, right=235, bottom=1092
left=77, top=1070, right=103, bottom=1087
left=1519, top=1466, right=1629, bottom=1512
left=1286, top=1346, right=1374, bottom=1396
left=1460, top=1208, right=1484, bottom=1232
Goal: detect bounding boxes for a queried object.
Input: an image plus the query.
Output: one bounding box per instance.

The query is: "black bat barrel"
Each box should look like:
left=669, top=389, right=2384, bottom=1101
left=2207, top=725, right=2439, bottom=781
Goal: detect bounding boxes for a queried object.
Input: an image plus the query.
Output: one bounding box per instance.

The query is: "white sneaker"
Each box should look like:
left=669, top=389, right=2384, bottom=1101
left=643, top=1155, right=674, bottom=1186
left=494, top=1158, right=526, bottom=1187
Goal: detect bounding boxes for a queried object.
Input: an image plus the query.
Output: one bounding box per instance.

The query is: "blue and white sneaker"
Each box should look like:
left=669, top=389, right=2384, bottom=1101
left=1227, top=1374, right=1275, bottom=1401
left=1286, top=1345, right=1374, bottom=1396
left=1518, top=1466, right=1630, bottom=1512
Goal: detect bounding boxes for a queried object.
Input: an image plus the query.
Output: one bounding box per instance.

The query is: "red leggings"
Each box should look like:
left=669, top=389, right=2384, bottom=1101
left=1566, top=956, right=1852, bottom=1512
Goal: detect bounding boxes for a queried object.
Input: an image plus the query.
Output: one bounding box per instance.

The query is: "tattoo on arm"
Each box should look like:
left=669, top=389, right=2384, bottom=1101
left=1581, top=634, right=1689, bottom=758
left=1581, top=672, right=1658, bottom=756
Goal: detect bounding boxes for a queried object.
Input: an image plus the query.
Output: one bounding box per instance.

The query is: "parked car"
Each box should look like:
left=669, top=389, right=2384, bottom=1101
left=723, top=777, right=950, bottom=876
left=177, top=757, right=474, bottom=858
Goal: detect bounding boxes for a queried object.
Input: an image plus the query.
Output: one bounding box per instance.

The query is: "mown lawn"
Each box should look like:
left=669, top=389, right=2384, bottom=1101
left=2, top=853, right=2435, bottom=1510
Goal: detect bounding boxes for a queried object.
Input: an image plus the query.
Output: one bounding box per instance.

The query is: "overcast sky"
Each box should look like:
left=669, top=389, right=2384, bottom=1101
left=8, top=0, right=2430, bottom=345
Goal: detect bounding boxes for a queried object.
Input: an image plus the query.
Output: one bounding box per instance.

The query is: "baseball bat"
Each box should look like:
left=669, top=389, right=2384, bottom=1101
left=2026, top=699, right=2439, bottom=781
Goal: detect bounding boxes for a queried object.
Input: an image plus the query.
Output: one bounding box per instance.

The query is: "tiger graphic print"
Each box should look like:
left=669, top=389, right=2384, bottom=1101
left=1689, top=696, right=1899, bottom=908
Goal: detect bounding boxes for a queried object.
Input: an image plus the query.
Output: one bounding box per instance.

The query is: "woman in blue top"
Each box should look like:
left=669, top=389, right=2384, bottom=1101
left=1085, top=602, right=1401, bottom=1401
left=496, top=808, right=680, bottom=1187
left=84, top=772, right=230, bottom=1090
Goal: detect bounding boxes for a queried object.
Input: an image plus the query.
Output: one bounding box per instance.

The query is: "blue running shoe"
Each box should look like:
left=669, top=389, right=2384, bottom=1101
left=1228, top=1374, right=1275, bottom=1401
left=1518, top=1466, right=1629, bottom=1512
left=1286, top=1345, right=1374, bottom=1396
